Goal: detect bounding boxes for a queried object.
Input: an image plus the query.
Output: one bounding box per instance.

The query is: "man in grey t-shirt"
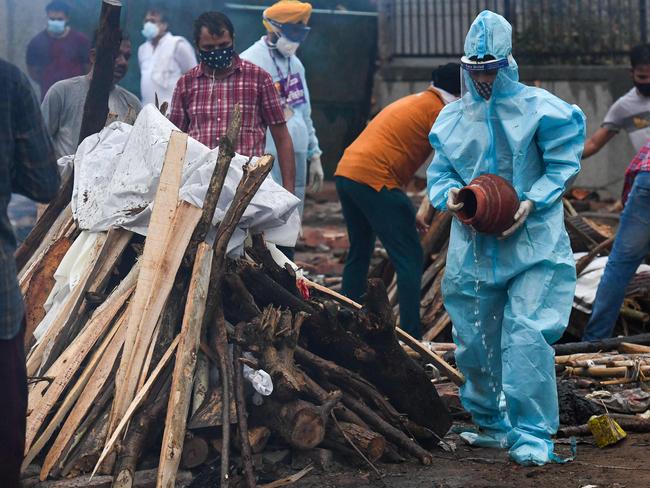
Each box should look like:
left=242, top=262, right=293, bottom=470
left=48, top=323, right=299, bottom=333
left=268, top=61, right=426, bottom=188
left=583, top=44, right=650, bottom=158
left=41, top=35, right=142, bottom=158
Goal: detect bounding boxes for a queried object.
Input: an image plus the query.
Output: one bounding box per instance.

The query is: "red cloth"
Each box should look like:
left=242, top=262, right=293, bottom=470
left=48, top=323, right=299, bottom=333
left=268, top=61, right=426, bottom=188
left=25, top=29, right=90, bottom=100
left=623, top=140, right=650, bottom=205
left=168, top=55, right=286, bottom=156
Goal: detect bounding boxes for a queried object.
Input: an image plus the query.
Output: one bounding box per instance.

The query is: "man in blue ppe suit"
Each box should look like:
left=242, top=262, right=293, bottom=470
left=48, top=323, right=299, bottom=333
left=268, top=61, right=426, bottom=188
left=241, top=0, right=322, bottom=259
left=427, top=11, right=585, bottom=466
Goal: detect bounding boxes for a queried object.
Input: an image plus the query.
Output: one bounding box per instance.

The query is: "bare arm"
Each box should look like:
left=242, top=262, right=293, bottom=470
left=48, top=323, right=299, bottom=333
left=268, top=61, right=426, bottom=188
left=582, top=127, right=617, bottom=159
left=269, top=123, right=296, bottom=194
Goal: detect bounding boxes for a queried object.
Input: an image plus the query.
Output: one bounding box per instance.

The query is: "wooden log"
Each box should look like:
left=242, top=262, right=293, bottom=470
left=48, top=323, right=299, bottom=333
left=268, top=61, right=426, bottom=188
left=23, top=236, right=72, bottom=350
left=244, top=307, right=309, bottom=401
left=247, top=426, right=271, bottom=454
left=554, top=333, right=650, bottom=355
left=340, top=392, right=432, bottom=465
left=113, top=375, right=171, bottom=488
left=254, top=396, right=337, bottom=450
left=187, top=387, right=237, bottom=429
left=619, top=342, right=650, bottom=354
left=302, top=279, right=455, bottom=435
left=180, top=434, right=209, bottom=469
left=247, top=233, right=301, bottom=297
left=237, top=262, right=313, bottom=314
left=233, top=324, right=256, bottom=488
left=157, top=242, right=213, bottom=488
left=78, top=0, right=122, bottom=144
left=326, top=421, right=385, bottom=463
left=192, top=352, right=209, bottom=416
left=558, top=415, right=650, bottom=437
left=112, top=131, right=192, bottom=435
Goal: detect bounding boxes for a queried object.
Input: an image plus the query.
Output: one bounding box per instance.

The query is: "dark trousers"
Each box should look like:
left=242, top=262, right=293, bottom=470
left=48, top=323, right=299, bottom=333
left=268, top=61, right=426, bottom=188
left=0, top=327, right=27, bottom=487
left=336, top=176, right=423, bottom=338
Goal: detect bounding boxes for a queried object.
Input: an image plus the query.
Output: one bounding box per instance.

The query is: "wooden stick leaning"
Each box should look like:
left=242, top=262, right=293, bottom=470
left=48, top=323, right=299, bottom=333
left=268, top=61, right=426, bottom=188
left=233, top=324, right=256, bottom=488
left=156, top=243, right=213, bottom=488
left=92, top=336, right=181, bottom=478
left=302, top=278, right=464, bottom=386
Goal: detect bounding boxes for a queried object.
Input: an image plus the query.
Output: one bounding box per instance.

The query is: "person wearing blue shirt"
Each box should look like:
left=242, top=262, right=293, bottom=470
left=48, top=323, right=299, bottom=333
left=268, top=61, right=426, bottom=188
left=427, top=11, right=585, bottom=466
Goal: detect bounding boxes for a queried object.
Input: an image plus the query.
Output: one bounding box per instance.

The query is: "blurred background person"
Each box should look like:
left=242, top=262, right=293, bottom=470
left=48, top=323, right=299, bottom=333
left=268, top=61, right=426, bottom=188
left=26, top=1, right=90, bottom=100
left=138, top=6, right=197, bottom=108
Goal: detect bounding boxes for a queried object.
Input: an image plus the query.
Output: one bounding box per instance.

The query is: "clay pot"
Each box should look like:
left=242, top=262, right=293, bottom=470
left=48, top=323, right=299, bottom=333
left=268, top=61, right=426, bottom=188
left=456, top=174, right=520, bottom=234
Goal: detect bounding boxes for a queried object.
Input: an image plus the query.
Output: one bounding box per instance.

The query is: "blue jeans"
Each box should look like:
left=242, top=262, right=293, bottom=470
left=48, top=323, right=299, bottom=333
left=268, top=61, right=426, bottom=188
left=582, top=172, right=650, bottom=341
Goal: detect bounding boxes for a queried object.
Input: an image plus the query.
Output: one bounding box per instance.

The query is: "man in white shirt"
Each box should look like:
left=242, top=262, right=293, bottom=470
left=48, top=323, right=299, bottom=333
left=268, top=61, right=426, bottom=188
left=138, top=8, right=197, bottom=107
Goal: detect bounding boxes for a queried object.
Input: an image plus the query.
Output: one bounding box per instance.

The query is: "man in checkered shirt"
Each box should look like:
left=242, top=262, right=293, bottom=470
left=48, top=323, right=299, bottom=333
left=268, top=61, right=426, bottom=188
left=0, top=58, right=60, bottom=486
left=169, top=11, right=296, bottom=194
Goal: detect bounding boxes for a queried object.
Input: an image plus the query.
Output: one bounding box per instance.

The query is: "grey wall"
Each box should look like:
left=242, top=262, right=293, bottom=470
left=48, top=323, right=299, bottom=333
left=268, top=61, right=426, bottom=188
left=376, top=61, right=636, bottom=199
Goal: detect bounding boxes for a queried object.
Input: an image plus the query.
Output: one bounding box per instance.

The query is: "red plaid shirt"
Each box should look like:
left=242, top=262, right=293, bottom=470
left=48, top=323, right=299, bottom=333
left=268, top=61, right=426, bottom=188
left=168, top=54, right=285, bottom=156
left=623, top=140, right=650, bottom=205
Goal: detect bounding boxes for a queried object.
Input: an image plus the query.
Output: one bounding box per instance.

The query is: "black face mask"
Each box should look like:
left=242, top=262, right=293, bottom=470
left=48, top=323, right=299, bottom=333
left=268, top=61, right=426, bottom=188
left=472, top=79, right=493, bottom=100
left=636, top=81, right=650, bottom=97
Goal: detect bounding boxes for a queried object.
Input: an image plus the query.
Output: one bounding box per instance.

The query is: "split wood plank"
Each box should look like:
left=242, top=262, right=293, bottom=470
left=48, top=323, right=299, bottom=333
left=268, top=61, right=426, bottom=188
left=157, top=242, right=213, bottom=488
left=25, top=263, right=138, bottom=452
left=26, top=231, right=110, bottom=377
left=111, top=200, right=201, bottom=434
left=40, top=306, right=131, bottom=480
left=23, top=236, right=73, bottom=350
left=93, top=335, right=180, bottom=478
left=19, top=204, right=73, bottom=285
left=303, top=278, right=465, bottom=386
left=23, top=312, right=126, bottom=472
left=112, top=130, right=193, bottom=434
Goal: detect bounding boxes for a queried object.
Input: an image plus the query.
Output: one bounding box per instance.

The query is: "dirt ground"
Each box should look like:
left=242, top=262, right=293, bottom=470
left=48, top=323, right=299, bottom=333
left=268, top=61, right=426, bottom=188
left=288, top=186, right=648, bottom=488
left=286, top=431, right=649, bottom=488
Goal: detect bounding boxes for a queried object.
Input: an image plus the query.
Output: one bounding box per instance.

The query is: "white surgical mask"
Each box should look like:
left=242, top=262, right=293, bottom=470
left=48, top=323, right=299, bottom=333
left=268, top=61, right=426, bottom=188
left=141, top=21, right=160, bottom=41
left=47, top=19, right=66, bottom=35
left=276, top=36, right=300, bottom=57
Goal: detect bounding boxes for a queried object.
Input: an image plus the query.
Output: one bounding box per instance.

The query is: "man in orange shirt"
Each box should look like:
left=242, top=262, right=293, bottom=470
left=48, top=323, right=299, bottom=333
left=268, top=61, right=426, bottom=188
left=335, top=64, right=460, bottom=339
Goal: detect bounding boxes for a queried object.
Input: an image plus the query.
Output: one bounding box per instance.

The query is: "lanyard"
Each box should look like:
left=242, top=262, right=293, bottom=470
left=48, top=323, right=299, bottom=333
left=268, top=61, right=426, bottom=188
left=268, top=47, right=292, bottom=98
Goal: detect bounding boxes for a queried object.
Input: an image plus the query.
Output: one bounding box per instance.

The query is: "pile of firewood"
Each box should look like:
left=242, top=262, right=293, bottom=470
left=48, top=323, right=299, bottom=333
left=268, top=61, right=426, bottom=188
left=19, top=113, right=456, bottom=487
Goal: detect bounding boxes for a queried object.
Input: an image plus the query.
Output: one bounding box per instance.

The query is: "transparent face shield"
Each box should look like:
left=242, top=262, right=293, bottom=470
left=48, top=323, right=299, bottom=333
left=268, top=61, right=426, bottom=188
left=459, top=56, right=509, bottom=102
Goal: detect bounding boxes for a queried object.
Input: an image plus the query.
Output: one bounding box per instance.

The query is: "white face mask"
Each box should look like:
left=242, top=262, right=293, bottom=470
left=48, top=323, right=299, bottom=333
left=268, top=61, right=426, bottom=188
left=141, top=21, right=160, bottom=41
left=276, top=36, right=300, bottom=57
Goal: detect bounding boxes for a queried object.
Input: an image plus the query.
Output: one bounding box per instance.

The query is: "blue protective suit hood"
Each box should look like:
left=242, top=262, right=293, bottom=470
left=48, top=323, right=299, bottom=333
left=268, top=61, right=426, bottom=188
left=464, top=10, right=512, bottom=61
left=427, top=9, right=586, bottom=468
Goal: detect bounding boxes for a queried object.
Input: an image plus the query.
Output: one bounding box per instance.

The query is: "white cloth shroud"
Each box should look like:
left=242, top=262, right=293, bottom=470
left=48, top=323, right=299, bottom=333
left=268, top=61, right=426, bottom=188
left=573, top=253, right=650, bottom=313
left=72, top=105, right=300, bottom=254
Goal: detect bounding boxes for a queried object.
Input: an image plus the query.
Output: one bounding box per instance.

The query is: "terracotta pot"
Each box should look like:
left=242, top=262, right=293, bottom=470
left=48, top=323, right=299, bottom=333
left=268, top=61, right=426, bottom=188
left=456, top=174, right=520, bottom=234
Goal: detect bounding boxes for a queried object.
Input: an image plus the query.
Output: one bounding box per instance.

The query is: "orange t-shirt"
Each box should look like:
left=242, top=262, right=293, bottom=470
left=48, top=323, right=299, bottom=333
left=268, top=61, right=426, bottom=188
left=335, top=87, right=446, bottom=191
